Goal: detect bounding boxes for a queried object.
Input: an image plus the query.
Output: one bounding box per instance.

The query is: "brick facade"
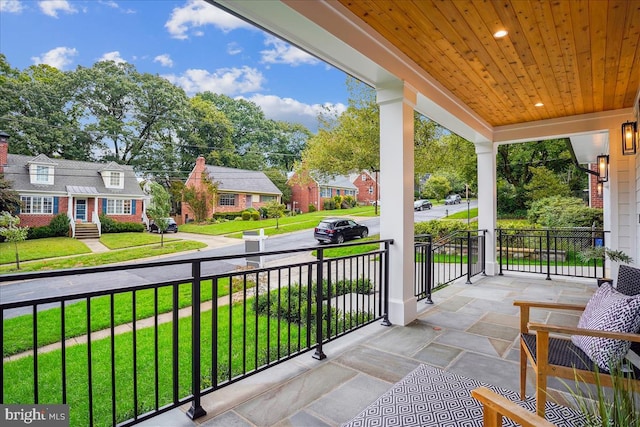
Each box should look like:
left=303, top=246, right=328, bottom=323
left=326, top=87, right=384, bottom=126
left=288, top=170, right=320, bottom=213
left=589, top=163, right=604, bottom=208
left=351, top=171, right=379, bottom=205
left=182, top=157, right=281, bottom=222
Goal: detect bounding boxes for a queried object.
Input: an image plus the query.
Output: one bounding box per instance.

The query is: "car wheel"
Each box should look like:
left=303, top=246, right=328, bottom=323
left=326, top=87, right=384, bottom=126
left=361, top=230, right=368, bottom=238
left=317, top=239, right=324, bottom=244
left=336, top=234, right=345, bottom=244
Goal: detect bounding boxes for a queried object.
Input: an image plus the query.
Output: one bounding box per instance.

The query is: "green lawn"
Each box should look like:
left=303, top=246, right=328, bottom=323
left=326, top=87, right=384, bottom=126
left=179, top=206, right=377, bottom=236
left=3, top=276, right=247, bottom=357
left=445, top=207, right=478, bottom=219
left=311, top=235, right=382, bottom=258
left=99, top=232, right=179, bottom=249
left=0, top=240, right=206, bottom=273
left=2, top=301, right=308, bottom=427
left=0, top=237, right=91, bottom=265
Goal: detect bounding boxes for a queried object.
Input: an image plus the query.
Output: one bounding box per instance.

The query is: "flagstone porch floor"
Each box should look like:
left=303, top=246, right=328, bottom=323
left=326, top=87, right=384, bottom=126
left=141, top=272, right=596, bottom=427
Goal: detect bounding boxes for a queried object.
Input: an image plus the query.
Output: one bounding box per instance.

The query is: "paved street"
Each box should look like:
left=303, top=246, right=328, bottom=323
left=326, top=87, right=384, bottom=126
left=0, top=201, right=477, bottom=315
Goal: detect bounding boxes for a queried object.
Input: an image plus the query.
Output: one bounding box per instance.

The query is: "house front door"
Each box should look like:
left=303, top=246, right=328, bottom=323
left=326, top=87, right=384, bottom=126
left=75, top=199, right=87, bottom=222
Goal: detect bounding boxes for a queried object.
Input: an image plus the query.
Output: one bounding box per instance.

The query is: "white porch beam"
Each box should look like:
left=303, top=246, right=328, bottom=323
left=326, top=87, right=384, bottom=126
left=377, top=82, right=417, bottom=326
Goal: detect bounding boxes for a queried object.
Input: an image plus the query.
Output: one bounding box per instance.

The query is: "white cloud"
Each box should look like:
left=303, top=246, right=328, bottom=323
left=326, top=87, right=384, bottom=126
left=246, top=94, right=346, bottom=132
left=154, top=54, right=174, bottom=68
left=165, top=0, right=252, bottom=40
left=98, top=0, right=135, bottom=14
left=163, top=66, right=264, bottom=96
left=227, top=42, right=242, bottom=56
left=38, top=0, right=77, bottom=17
left=98, top=51, right=126, bottom=64
left=261, top=35, right=319, bottom=66
left=0, top=0, right=24, bottom=13
left=31, top=46, right=78, bottom=69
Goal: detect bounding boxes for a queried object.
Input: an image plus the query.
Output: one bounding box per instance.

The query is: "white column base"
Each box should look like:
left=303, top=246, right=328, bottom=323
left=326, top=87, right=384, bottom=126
left=387, top=296, right=418, bottom=326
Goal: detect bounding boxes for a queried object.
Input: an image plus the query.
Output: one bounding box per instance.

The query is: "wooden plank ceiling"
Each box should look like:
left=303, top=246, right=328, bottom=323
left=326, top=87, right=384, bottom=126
left=337, top=0, right=640, bottom=127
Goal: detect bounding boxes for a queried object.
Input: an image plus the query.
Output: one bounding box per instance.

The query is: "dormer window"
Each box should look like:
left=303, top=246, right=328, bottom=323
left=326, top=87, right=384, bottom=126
left=36, top=165, right=49, bottom=182
left=103, top=170, right=124, bottom=189
left=29, top=163, right=54, bottom=185
left=110, top=172, right=122, bottom=187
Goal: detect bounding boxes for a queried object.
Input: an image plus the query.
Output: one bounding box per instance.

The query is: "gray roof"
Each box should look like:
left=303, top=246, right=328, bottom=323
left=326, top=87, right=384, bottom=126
left=206, top=165, right=282, bottom=195
left=316, top=174, right=357, bottom=190
left=5, top=154, right=145, bottom=197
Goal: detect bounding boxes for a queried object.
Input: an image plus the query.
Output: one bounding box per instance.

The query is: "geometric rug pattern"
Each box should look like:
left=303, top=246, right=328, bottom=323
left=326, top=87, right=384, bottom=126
left=342, top=364, right=588, bottom=427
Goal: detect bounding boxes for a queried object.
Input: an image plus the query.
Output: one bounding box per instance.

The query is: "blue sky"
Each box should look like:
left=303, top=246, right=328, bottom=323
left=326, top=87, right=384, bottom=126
left=0, top=0, right=349, bottom=132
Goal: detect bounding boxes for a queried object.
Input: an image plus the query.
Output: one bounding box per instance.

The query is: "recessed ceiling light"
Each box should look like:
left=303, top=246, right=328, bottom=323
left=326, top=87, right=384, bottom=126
left=493, top=30, right=508, bottom=38
left=535, top=102, right=544, bottom=107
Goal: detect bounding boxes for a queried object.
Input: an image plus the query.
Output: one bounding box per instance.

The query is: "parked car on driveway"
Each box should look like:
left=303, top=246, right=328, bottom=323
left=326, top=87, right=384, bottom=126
left=314, top=218, right=368, bottom=244
left=444, top=194, right=462, bottom=205
left=414, top=199, right=433, bottom=211
left=149, top=218, right=178, bottom=233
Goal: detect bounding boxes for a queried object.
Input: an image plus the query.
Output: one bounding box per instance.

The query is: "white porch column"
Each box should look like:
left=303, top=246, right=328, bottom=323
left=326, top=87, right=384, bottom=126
left=377, top=82, right=417, bottom=326
left=475, top=141, right=497, bottom=276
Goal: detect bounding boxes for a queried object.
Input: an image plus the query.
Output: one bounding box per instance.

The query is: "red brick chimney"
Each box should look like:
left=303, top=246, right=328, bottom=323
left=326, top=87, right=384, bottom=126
left=0, top=131, right=8, bottom=174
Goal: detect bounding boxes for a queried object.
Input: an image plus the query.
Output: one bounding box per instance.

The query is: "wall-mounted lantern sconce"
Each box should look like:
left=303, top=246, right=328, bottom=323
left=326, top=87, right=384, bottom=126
left=597, top=154, right=609, bottom=182
left=596, top=181, right=603, bottom=197
left=622, top=121, right=637, bottom=156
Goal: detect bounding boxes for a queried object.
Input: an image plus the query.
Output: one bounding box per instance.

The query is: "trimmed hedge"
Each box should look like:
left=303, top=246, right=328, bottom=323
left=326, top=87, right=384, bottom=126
left=99, top=215, right=145, bottom=233
left=26, top=213, right=70, bottom=240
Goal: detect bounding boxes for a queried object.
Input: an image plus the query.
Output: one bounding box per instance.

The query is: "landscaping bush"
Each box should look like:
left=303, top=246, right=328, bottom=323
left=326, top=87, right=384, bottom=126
left=241, top=210, right=251, bottom=221
left=323, top=199, right=336, bottom=210
left=251, top=211, right=260, bottom=221
left=27, top=225, right=53, bottom=240
left=49, top=213, right=70, bottom=237
left=99, top=215, right=145, bottom=233
left=414, top=219, right=470, bottom=240
left=528, top=196, right=602, bottom=228
left=342, top=195, right=357, bottom=209
left=213, top=212, right=245, bottom=221
left=25, top=214, right=71, bottom=240
left=308, top=204, right=316, bottom=213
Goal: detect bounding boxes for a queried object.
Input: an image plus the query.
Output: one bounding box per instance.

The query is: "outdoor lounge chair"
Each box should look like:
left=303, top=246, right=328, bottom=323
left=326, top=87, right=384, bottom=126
left=514, top=265, right=640, bottom=417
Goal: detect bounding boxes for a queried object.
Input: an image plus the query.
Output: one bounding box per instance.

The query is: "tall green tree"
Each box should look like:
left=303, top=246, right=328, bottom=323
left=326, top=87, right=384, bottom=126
left=523, top=166, right=571, bottom=205
left=0, top=60, right=93, bottom=160
left=75, top=61, right=191, bottom=169
left=145, top=182, right=172, bottom=247
left=497, top=139, right=585, bottom=214
left=301, top=77, right=379, bottom=176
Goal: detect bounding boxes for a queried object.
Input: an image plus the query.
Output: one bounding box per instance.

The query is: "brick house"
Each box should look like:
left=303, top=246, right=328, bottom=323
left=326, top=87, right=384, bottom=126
left=349, top=170, right=380, bottom=205
left=288, top=170, right=358, bottom=213
left=0, top=137, right=146, bottom=237
left=181, top=156, right=282, bottom=223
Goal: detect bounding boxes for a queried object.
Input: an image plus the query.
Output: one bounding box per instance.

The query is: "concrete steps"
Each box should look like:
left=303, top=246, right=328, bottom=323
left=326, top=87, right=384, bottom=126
left=75, top=223, right=100, bottom=239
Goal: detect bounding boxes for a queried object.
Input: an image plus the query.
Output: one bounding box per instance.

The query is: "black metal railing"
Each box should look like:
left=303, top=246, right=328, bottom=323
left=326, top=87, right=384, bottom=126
left=1, top=240, right=392, bottom=427
left=414, top=230, right=486, bottom=302
left=496, top=228, right=606, bottom=279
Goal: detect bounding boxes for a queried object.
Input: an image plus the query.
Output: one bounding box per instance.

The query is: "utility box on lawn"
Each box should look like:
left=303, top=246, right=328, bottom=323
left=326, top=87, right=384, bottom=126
left=243, top=229, right=266, bottom=268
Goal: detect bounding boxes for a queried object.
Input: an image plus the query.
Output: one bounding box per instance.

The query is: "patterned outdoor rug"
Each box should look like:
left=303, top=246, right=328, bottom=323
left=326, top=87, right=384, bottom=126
left=342, top=364, right=588, bottom=427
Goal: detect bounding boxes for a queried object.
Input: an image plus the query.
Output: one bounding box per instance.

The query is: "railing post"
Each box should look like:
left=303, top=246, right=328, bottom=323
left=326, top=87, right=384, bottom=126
left=187, top=261, right=206, bottom=420
left=466, top=231, right=472, bottom=284
left=425, top=238, right=433, bottom=304
left=313, top=248, right=326, bottom=360
left=545, top=230, right=551, bottom=280
left=498, top=229, right=503, bottom=276
left=481, top=230, right=486, bottom=275
left=381, top=241, right=392, bottom=326
left=601, top=230, right=606, bottom=279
